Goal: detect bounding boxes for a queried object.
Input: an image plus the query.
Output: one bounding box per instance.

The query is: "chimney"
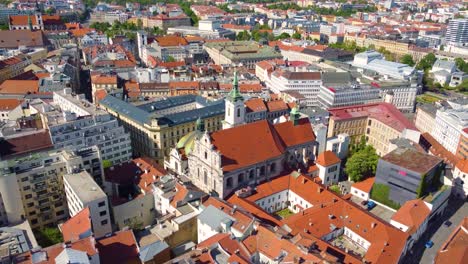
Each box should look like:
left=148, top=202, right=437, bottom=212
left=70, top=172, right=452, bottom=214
left=371, top=222, right=377, bottom=229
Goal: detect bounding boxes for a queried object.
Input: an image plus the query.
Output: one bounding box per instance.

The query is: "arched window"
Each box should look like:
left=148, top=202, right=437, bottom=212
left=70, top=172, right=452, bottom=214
left=270, top=163, right=276, bottom=173
left=260, top=166, right=265, bottom=176
left=204, top=170, right=208, bottom=184
left=226, top=177, right=233, bottom=188
left=249, top=170, right=255, bottom=179
left=237, top=108, right=241, bottom=117
left=238, top=173, right=244, bottom=183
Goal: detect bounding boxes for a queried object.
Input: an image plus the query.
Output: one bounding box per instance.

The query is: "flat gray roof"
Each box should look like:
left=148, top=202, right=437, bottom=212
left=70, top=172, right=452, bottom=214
left=64, top=171, right=106, bottom=203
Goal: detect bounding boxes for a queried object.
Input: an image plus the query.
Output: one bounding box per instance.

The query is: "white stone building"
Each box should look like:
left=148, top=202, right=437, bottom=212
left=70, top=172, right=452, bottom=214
left=267, top=70, right=322, bottom=106
left=432, top=108, right=468, bottom=154
left=63, top=171, right=112, bottom=238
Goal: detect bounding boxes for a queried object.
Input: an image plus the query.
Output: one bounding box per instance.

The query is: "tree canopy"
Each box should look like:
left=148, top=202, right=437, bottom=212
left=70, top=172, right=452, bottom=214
left=400, top=54, right=415, bottom=66
left=455, top=58, right=468, bottom=73
left=36, top=227, right=63, bottom=247
left=345, top=145, right=379, bottom=182
left=416, top=53, right=437, bottom=71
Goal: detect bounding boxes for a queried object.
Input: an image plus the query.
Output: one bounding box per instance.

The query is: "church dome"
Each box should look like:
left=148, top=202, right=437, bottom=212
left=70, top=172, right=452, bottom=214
left=176, top=118, right=204, bottom=155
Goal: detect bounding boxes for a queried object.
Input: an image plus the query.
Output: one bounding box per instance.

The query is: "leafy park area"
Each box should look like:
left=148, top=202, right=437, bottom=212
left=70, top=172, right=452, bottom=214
left=35, top=227, right=63, bottom=247
left=345, top=141, right=379, bottom=183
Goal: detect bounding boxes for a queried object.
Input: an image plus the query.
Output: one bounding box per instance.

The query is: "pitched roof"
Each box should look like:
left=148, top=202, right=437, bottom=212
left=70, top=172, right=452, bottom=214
left=210, top=118, right=315, bottom=172
left=391, top=199, right=431, bottom=234
left=0, top=130, right=53, bottom=159
left=9, top=15, right=38, bottom=25
left=155, top=35, right=188, bottom=47
left=316, top=151, right=341, bottom=167
left=0, top=80, right=39, bottom=94
left=0, top=30, right=46, bottom=48
left=456, top=159, right=468, bottom=174
left=0, top=99, right=22, bottom=111
left=96, top=230, right=139, bottom=264
left=245, top=98, right=267, bottom=113
left=61, top=208, right=92, bottom=242
left=435, top=217, right=468, bottom=264
left=351, top=177, right=375, bottom=193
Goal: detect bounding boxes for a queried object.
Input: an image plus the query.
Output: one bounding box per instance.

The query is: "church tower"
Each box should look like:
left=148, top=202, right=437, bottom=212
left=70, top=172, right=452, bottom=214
left=223, top=71, right=245, bottom=129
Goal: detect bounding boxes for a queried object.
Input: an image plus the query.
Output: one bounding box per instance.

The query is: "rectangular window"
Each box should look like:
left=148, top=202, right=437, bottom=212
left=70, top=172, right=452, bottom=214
left=98, top=201, right=106, bottom=207
left=101, top=219, right=108, bottom=225
left=99, top=210, right=107, bottom=216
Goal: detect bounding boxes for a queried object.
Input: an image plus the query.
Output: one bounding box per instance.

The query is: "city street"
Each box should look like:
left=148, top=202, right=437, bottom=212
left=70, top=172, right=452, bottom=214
left=401, top=197, right=467, bottom=264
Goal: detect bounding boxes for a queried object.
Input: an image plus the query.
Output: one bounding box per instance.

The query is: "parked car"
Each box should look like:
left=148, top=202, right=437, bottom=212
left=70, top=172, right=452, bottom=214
left=425, top=241, right=434, bottom=248
left=367, top=201, right=376, bottom=210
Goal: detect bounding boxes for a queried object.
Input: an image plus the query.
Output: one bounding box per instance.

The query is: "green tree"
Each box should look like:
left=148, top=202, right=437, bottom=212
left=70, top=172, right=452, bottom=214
left=455, top=58, right=468, bottom=73
left=400, top=54, right=415, bottom=66
left=166, top=56, right=176, bottom=62
left=102, top=160, right=112, bottom=169
left=236, top=30, right=251, bottom=41
left=45, top=7, right=56, bottom=15
left=292, top=31, right=301, bottom=40
left=416, top=53, right=437, bottom=71
left=0, top=22, right=8, bottom=30
left=275, top=32, right=291, bottom=40
left=36, top=227, right=63, bottom=247
left=345, top=145, right=379, bottom=182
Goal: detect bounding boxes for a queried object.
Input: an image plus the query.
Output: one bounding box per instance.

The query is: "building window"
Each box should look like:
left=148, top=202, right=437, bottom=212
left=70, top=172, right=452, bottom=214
left=238, top=173, right=244, bottom=183
left=98, top=201, right=106, bottom=207
left=204, top=170, right=208, bottom=185
left=226, top=177, right=233, bottom=188
left=204, top=152, right=208, bottom=159
left=99, top=210, right=107, bottom=216
left=270, top=163, right=276, bottom=173
left=249, top=170, right=254, bottom=179
left=101, top=220, right=108, bottom=225
left=237, top=108, right=241, bottom=117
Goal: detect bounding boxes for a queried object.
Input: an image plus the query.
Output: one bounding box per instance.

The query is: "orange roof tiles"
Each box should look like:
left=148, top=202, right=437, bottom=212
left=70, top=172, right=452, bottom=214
left=0, top=130, right=53, bottom=159
left=351, top=177, right=375, bottom=193
left=155, top=35, right=188, bottom=47
left=245, top=98, right=267, bottom=113
left=91, top=75, right=117, bottom=85
left=0, top=80, right=39, bottom=94
left=266, top=99, right=288, bottom=112
left=210, top=118, right=314, bottom=172
left=435, top=217, right=468, bottom=264
left=61, top=208, right=92, bottom=242
left=316, top=151, right=341, bottom=167
left=203, top=197, right=255, bottom=235
left=456, top=159, right=468, bottom=174
left=9, top=15, right=38, bottom=25
left=0, top=98, right=22, bottom=111
left=391, top=199, right=431, bottom=234
left=96, top=230, right=139, bottom=264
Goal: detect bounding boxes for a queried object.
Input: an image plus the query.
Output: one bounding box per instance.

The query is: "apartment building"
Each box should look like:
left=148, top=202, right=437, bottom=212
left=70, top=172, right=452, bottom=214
left=414, top=104, right=438, bottom=134
left=99, top=94, right=225, bottom=164
left=328, top=103, right=420, bottom=156
left=456, top=129, right=468, bottom=160
left=30, top=89, right=132, bottom=169
left=267, top=70, right=322, bottom=106
left=318, top=84, right=381, bottom=109
left=0, top=54, right=31, bottom=84
left=63, top=171, right=112, bottom=238
left=0, top=144, right=103, bottom=230
left=432, top=107, right=468, bottom=155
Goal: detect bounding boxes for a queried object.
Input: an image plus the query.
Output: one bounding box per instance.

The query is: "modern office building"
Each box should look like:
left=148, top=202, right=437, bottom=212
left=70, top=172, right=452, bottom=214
left=63, top=171, right=112, bottom=238
left=318, top=84, right=382, bottom=109
left=267, top=70, right=322, bottom=106
left=445, top=18, right=468, bottom=47
left=30, top=88, right=132, bottom=168
left=375, top=147, right=444, bottom=205
left=99, top=94, right=225, bottom=164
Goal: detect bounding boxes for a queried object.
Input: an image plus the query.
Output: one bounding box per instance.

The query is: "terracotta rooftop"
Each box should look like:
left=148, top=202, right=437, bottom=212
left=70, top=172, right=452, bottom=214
left=9, top=15, right=38, bottom=25
left=0, top=80, right=39, bottom=94
left=155, top=35, right=188, bottom=47
left=0, top=99, right=22, bottom=111
left=96, top=230, right=139, bottom=264
left=391, top=199, right=431, bottom=234
left=245, top=98, right=268, bottom=113
left=316, top=151, right=341, bottom=167
left=0, top=130, right=53, bottom=159
left=91, top=75, right=117, bottom=85
left=435, top=217, right=468, bottom=264
left=210, top=118, right=315, bottom=172
left=351, top=177, right=375, bottom=193
left=61, top=208, right=92, bottom=242
left=456, top=159, right=468, bottom=174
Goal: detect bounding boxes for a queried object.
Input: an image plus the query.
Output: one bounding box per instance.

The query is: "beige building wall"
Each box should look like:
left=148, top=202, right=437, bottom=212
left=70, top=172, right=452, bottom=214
left=414, top=107, right=436, bottom=135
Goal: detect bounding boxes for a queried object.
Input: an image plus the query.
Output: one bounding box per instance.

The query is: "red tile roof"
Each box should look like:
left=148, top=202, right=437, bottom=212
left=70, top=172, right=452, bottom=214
left=316, top=151, right=341, bottom=167
left=0, top=130, right=53, bottom=159
left=329, top=103, right=417, bottom=132
left=155, top=35, right=188, bottom=47
left=391, top=199, right=431, bottom=234
left=9, top=15, right=38, bottom=25
left=435, top=217, right=468, bottom=264
left=203, top=197, right=255, bottom=235
left=351, top=177, right=375, bottom=193
left=245, top=98, right=267, bottom=113
left=91, top=75, right=117, bottom=85
left=0, top=99, right=22, bottom=111
left=456, top=159, right=468, bottom=174
left=61, top=208, right=92, bottom=242
left=96, top=230, right=139, bottom=264
left=0, top=80, right=39, bottom=94
left=210, top=118, right=315, bottom=172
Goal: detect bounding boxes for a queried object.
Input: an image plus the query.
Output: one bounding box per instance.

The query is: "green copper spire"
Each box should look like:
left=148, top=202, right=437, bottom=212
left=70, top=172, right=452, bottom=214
left=227, top=71, right=243, bottom=102
left=290, top=106, right=300, bottom=125
left=195, top=117, right=204, bottom=132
